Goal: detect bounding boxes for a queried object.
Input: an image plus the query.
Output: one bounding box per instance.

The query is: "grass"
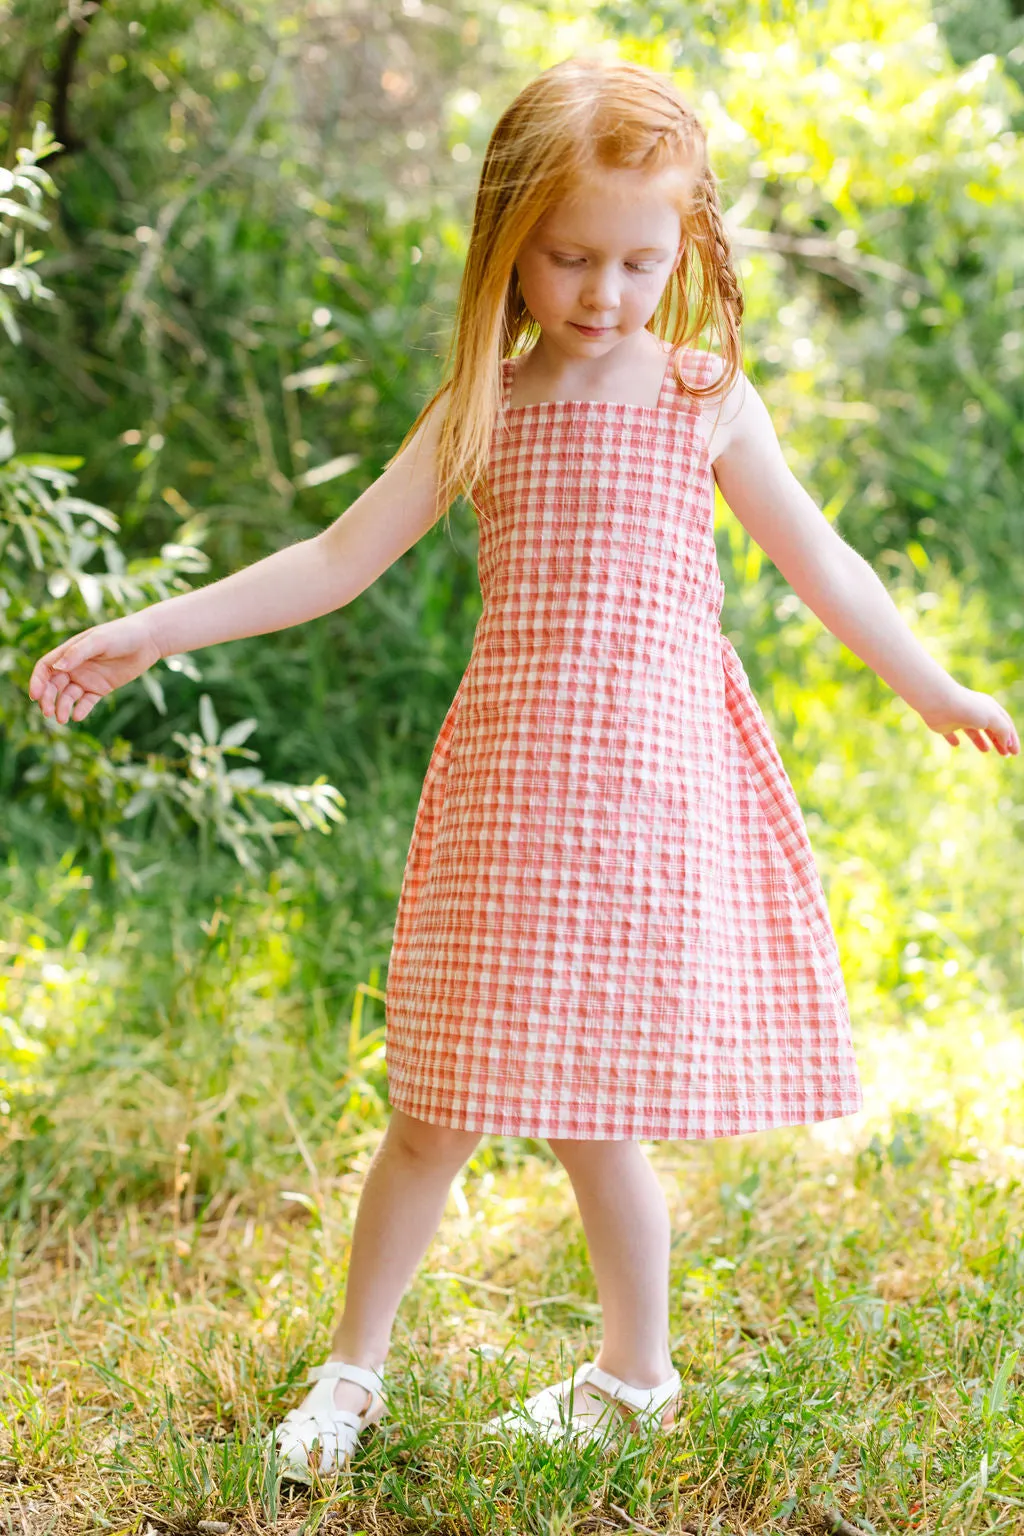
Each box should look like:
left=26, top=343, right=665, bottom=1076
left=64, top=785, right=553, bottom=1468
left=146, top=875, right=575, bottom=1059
left=2, top=633, right=1023, bottom=1536
left=3, top=1010, right=1024, bottom=1536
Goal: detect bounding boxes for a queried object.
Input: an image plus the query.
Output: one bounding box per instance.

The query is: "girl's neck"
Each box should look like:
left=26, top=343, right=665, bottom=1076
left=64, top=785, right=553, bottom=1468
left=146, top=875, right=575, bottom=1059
left=510, top=331, right=671, bottom=409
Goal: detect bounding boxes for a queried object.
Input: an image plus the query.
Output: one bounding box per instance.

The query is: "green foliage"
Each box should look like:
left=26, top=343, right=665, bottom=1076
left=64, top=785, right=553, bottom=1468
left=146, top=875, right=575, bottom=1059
left=0, top=0, right=1018, bottom=1104
left=594, top=0, right=1024, bottom=614
left=0, top=833, right=397, bottom=1205
left=0, top=124, right=346, bottom=887
left=0, top=0, right=502, bottom=811
left=716, top=507, right=1024, bottom=1030
left=0, top=8, right=1023, bottom=1528
left=0, top=119, right=57, bottom=343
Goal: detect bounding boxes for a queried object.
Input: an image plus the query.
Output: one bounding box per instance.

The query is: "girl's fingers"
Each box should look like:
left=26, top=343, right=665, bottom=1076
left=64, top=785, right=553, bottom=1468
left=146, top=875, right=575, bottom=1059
left=941, top=718, right=1020, bottom=753
left=44, top=676, right=69, bottom=719
left=41, top=666, right=72, bottom=715
left=38, top=668, right=79, bottom=719
left=29, top=632, right=102, bottom=702
left=29, top=649, right=67, bottom=699
left=30, top=652, right=75, bottom=700
left=51, top=681, right=72, bottom=721
left=49, top=659, right=94, bottom=716
left=39, top=675, right=60, bottom=715
left=954, top=723, right=1021, bottom=753
left=57, top=684, right=84, bottom=726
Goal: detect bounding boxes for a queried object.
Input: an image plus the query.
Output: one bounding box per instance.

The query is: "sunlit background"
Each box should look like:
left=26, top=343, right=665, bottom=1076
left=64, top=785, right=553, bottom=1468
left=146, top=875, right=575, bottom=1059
left=2, top=1, right=1023, bottom=1531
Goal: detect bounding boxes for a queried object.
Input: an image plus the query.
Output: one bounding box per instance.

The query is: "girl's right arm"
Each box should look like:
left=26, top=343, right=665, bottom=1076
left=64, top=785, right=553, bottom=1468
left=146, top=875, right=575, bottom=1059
left=28, top=397, right=449, bottom=725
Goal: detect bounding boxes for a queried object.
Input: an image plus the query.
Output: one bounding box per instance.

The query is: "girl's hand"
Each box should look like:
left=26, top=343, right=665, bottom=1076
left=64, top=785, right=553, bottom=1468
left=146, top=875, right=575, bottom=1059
left=916, top=682, right=1019, bottom=755
left=27, top=613, right=163, bottom=726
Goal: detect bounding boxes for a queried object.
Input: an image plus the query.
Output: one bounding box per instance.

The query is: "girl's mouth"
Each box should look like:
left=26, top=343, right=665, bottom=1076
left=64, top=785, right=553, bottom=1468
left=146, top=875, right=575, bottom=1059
left=572, top=323, right=613, bottom=336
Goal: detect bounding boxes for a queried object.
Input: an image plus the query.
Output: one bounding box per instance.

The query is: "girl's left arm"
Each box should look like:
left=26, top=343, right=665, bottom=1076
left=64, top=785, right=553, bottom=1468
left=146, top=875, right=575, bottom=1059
left=709, top=373, right=1019, bottom=756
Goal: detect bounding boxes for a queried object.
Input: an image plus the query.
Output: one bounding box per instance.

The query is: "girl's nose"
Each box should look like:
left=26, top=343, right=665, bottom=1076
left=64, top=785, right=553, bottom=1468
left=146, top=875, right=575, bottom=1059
left=580, top=268, right=620, bottom=309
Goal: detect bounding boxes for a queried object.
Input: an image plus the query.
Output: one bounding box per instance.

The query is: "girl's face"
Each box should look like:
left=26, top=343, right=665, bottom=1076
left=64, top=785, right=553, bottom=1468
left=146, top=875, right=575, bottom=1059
left=513, top=166, right=688, bottom=356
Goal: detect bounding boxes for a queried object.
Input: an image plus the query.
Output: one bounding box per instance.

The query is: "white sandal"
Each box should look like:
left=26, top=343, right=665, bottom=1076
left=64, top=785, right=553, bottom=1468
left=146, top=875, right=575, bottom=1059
left=273, top=1359, right=388, bottom=1481
left=484, top=1360, right=682, bottom=1450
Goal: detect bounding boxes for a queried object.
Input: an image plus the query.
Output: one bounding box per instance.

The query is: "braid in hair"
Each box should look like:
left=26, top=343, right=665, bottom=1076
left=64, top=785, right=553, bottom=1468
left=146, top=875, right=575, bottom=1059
left=701, top=165, right=745, bottom=332
left=659, top=102, right=745, bottom=397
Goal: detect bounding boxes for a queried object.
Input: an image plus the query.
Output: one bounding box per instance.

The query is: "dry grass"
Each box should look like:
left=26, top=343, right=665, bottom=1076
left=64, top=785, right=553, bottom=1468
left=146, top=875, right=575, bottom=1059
left=4, top=1013, right=1024, bottom=1535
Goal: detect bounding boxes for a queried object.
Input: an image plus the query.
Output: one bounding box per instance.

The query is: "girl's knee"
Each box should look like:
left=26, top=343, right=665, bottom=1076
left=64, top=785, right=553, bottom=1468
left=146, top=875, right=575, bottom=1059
left=387, top=1107, right=481, bottom=1167
left=547, top=1137, right=640, bottom=1173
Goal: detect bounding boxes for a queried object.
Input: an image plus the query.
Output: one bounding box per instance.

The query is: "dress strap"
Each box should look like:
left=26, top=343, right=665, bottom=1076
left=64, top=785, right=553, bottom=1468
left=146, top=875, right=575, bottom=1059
left=499, top=356, right=515, bottom=415
left=659, top=345, right=722, bottom=415
left=499, top=345, right=720, bottom=414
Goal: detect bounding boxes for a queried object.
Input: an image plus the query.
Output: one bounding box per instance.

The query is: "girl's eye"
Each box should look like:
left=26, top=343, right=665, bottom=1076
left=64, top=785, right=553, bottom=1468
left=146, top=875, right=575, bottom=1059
left=550, top=255, right=656, bottom=274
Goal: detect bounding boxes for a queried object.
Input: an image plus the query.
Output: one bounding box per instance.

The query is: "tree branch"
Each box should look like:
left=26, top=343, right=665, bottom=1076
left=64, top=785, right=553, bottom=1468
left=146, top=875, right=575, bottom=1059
left=50, top=0, right=107, bottom=162
left=108, top=49, right=286, bottom=351
left=727, top=223, right=935, bottom=297
left=4, top=48, right=43, bottom=170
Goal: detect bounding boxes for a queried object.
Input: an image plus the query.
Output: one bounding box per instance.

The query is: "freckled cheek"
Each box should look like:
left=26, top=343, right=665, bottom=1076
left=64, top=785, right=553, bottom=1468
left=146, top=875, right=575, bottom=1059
left=515, top=257, right=546, bottom=302
left=530, top=272, right=577, bottom=317
left=555, top=276, right=583, bottom=311
left=520, top=259, right=555, bottom=295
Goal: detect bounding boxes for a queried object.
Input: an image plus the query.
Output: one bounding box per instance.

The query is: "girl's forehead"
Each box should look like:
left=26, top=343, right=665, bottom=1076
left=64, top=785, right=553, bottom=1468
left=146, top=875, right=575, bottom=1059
left=535, top=195, right=683, bottom=248
left=535, top=165, right=692, bottom=240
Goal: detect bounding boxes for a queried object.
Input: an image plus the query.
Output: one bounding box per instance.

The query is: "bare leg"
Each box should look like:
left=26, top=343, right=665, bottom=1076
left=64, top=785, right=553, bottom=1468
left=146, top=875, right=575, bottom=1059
left=547, top=1138, right=675, bottom=1394
left=325, top=1107, right=481, bottom=1414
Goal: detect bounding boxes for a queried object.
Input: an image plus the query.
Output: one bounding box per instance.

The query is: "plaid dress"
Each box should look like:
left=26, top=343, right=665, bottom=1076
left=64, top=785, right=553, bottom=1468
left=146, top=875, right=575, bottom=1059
left=383, top=344, right=864, bottom=1139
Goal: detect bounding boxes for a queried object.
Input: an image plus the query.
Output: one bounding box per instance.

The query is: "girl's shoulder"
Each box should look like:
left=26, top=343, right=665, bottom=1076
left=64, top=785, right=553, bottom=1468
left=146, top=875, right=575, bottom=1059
left=661, top=339, right=731, bottom=397
left=661, top=342, right=749, bottom=467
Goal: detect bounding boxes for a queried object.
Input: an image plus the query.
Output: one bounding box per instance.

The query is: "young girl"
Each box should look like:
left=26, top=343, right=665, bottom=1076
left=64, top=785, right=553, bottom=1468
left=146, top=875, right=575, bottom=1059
left=29, top=57, right=1019, bottom=1473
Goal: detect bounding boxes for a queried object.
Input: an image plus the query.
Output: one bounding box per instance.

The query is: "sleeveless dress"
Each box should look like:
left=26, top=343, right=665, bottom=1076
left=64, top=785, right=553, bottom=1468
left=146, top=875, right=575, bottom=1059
left=383, top=344, right=864, bottom=1140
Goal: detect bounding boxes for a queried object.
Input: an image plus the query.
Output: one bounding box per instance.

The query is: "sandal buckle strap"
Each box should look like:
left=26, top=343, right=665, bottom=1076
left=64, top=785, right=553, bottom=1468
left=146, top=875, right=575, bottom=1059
left=306, top=1360, right=386, bottom=1393
left=582, top=1362, right=681, bottom=1414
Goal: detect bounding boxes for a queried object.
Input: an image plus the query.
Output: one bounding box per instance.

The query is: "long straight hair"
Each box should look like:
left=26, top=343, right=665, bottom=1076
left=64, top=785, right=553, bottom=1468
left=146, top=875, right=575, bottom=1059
left=389, top=55, right=745, bottom=528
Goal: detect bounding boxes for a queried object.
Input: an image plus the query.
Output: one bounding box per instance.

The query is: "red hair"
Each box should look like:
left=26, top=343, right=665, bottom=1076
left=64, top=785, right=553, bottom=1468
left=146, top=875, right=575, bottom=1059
left=389, top=55, right=745, bottom=528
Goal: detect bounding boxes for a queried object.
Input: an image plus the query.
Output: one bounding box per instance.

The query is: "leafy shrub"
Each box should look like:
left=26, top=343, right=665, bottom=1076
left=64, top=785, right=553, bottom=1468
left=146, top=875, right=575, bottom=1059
left=1, top=126, right=344, bottom=888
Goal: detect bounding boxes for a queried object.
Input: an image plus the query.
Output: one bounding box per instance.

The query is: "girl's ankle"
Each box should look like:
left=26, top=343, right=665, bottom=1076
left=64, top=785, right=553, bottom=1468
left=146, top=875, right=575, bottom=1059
left=327, top=1348, right=387, bottom=1374
left=593, top=1352, right=675, bottom=1388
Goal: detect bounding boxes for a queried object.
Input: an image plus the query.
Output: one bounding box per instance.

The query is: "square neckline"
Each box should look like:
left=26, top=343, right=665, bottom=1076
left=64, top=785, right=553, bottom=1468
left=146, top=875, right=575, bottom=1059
left=501, top=342, right=680, bottom=416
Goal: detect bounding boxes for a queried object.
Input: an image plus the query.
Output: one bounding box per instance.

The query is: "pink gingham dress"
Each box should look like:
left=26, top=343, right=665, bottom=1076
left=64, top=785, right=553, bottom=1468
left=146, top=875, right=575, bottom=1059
left=383, top=342, right=864, bottom=1139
